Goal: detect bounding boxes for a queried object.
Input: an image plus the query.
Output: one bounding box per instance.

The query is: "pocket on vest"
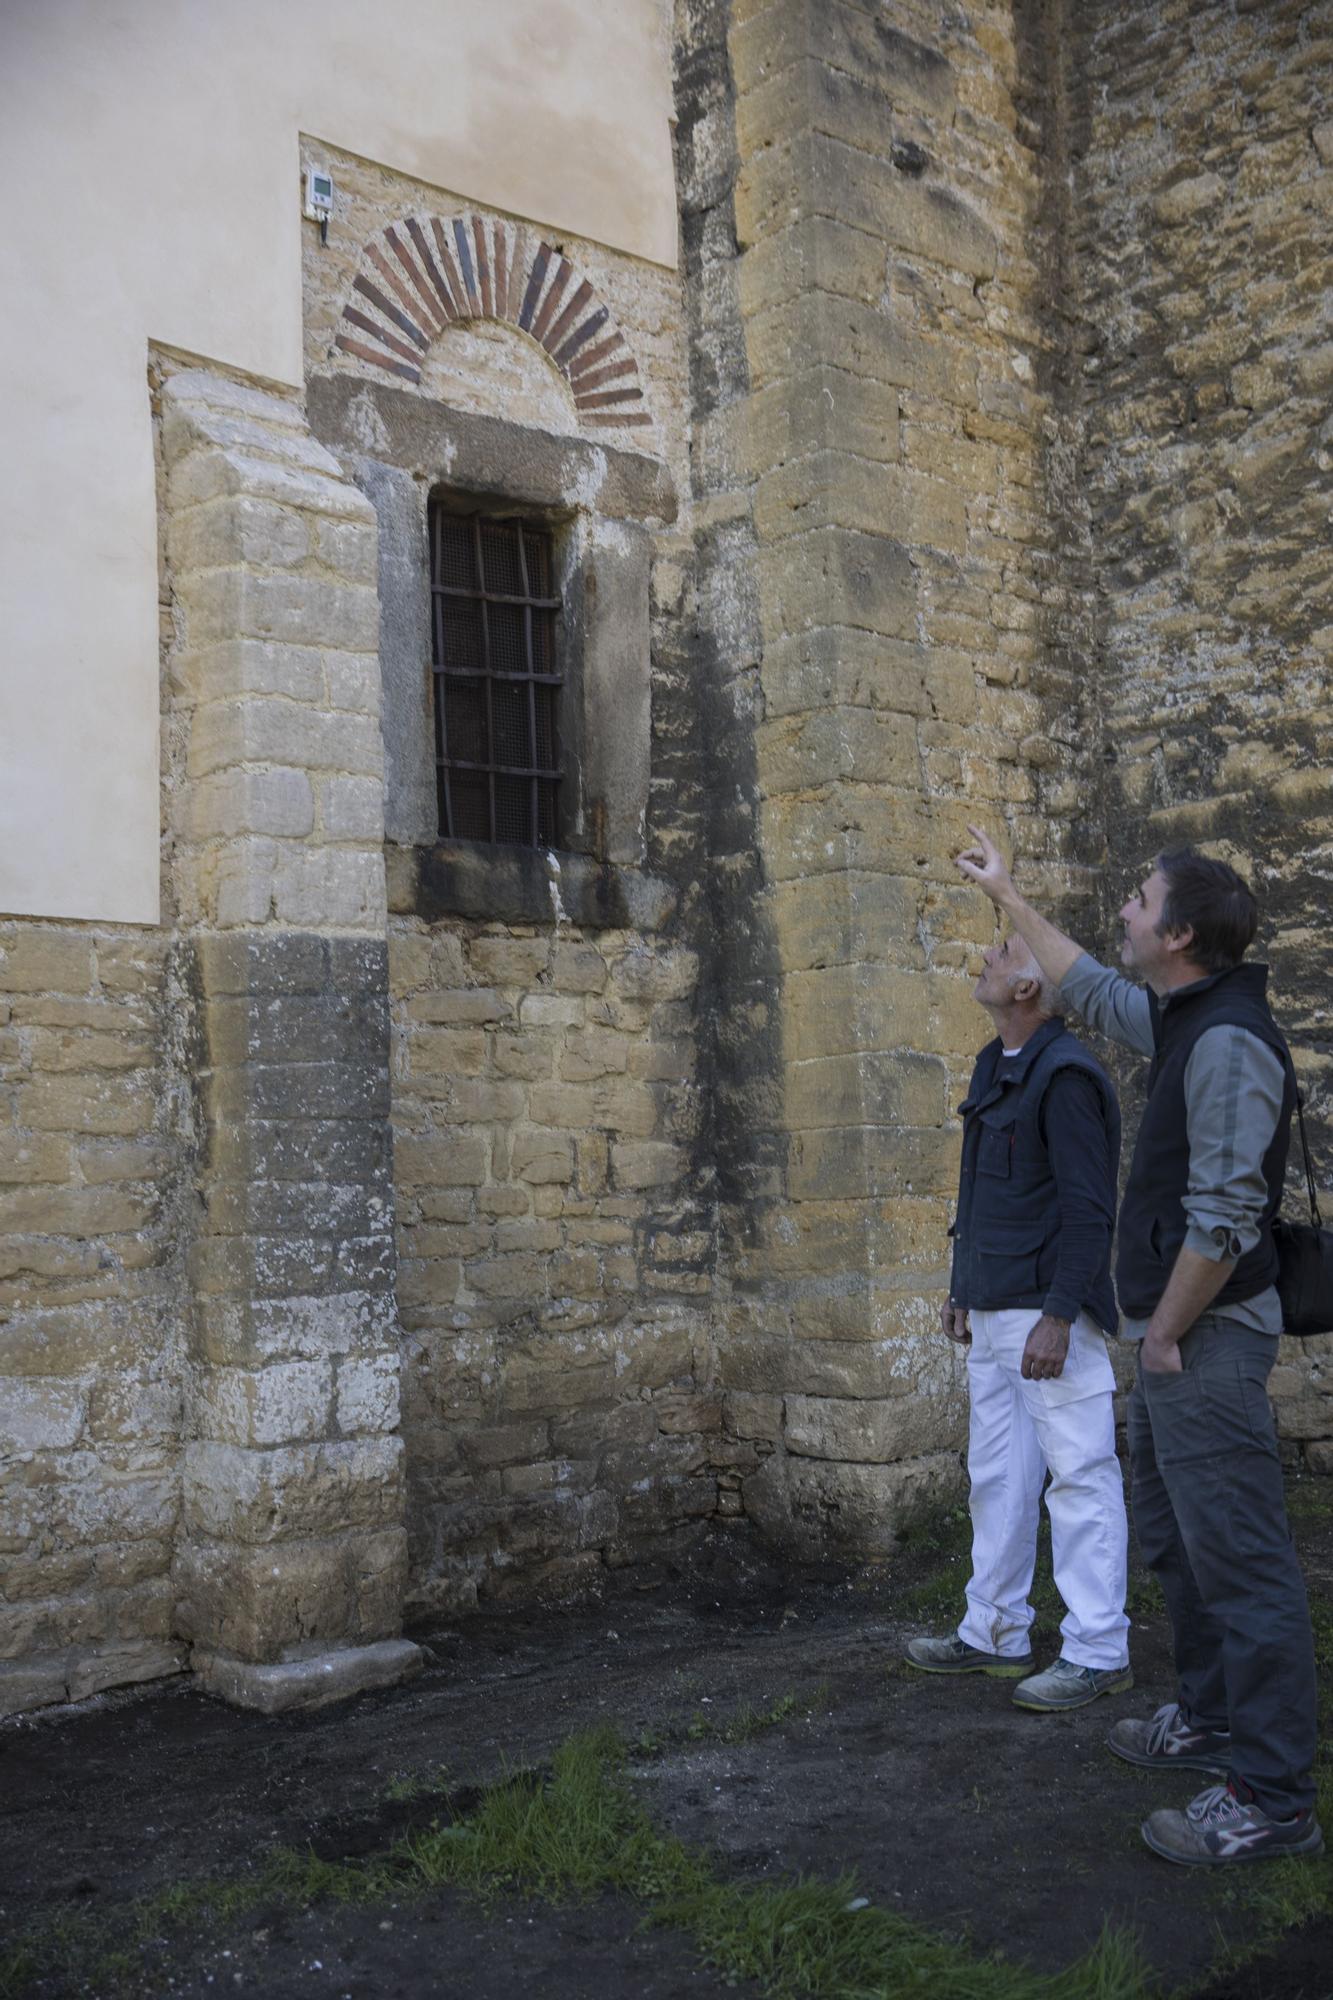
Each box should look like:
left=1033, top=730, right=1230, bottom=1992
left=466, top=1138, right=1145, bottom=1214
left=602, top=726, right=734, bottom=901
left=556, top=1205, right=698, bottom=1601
left=977, top=1122, right=1014, bottom=1178
left=971, top=1218, right=1047, bottom=1299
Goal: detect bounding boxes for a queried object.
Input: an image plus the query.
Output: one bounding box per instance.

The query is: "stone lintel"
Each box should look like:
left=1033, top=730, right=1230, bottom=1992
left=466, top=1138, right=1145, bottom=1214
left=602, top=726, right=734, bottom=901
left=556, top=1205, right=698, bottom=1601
left=308, top=374, right=677, bottom=525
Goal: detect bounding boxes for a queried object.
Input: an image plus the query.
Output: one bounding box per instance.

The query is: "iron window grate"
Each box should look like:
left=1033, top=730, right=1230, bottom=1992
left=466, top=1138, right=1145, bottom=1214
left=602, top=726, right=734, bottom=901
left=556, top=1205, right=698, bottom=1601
left=430, top=506, right=562, bottom=847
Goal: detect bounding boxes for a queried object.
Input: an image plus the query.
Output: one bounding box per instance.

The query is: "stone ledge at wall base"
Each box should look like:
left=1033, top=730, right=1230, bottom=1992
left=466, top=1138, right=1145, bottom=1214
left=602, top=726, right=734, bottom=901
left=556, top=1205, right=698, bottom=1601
left=0, top=1642, right=189, bottom=1718
left=190, top=1638, right=423, bottom=1715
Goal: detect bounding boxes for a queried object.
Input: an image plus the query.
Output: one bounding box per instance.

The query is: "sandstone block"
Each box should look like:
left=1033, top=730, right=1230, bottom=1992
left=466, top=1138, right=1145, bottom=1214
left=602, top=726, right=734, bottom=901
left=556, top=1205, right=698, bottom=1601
left=0, top=933, right=94, bottom=996
left=170, top=446, right=373, bottom=524
left=560, top=1029, right=631, bottom=1081
left=549, top=944, right=609, bottom=994
left=1152, top=173, right=1225, bottom=226
left=744, top=364, right=900, bottom=477
left=185, top=767, right=316, bottom=840
left=207, top=842, right=385, bottom=930
left=612, top=1141, right=684, bottom=1190
left=336, top=1354, right=400, bottom=1435
left=738, top=215, right=888, bottom=320
left=739, top=132, right=998, bottom=282
left=180, top=1440, right=400, bottom=1544
left=744, top=1449, right=964, bottom=1557
left=467, top=936, right=551, bottom=985
left=746, top=294, right=977, bottom=407
left=181, top=569, right=379, bottom=655
left=195, top=1360, right=333, bottom=1448
left=320, top=775, right=386, bottom=842
left=405, top=1029, right=488, bottom=1078
left=188, top=699, right=383, bottom=780
left=170, top=494, right=311, bottom=574
left=730, top=2, right=955, bottom=122
left=784, top=1388, right=965, bottom=1461
left=408, top=988, right=512, bottom=1026
left=492, top=1035, right=554, bottom=1080
left=174, top=1527, right=407, bottom=1659
left=758, top=529, right=918, bottom=646
left=511, top=1131, right=576, bottom=1185
left=466, top=1249, right=550, bottom=1299
left=0, top=1377, right=87, bottom=1451
left=460, top=1419, right=551, bottom=1468
left=171, top=639, right=325, bottom=706
left=785, top=1049, right=948, bottom=1130
left=314, top=517, right=378, bottom=584
left=788, top=1124, right=957, bottom=1201
left=16, top=1074, right=154, bottom=1137
left=519, top=994, right=584, bottom=1029
left=190, top=1637, right=420, bottom=1714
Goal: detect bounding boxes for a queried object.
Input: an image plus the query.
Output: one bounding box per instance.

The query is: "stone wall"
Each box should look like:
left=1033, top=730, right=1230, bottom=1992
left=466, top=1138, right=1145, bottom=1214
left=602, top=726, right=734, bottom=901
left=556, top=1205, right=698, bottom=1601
left=300, top=150, right=729, bottom=1607
left=676, top=0, right=1106, bottom=1555
left=160, top=367, right=420, bottom=1710
left=388, top=918, right=725, bottom=1611
left=1071, top=0, right=1333, bottom=1457
left=5, top=3, right=1331, bottom=1719
left=0, top=923, right=184, bottom=1712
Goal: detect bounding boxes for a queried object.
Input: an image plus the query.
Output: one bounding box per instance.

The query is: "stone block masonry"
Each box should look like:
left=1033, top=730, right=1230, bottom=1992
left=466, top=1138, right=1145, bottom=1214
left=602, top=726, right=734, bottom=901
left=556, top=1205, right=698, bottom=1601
left=673, top=0, right=1105, bottom=1553
left=0, top=923, right=186, bottom=1714
left=162, top=369, right=420, bottom=1709
left=1071, top=0, right=1333, bottom=1460
left=6, top=4, right=1330, bottom=1718
left=390, top=918, right=728, bottom=1612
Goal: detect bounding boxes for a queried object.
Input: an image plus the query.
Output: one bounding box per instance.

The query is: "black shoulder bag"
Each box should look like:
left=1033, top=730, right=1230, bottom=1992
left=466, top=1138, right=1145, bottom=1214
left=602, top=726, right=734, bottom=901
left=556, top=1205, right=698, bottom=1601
left=1274, top=1093, right=1333, bottom=1336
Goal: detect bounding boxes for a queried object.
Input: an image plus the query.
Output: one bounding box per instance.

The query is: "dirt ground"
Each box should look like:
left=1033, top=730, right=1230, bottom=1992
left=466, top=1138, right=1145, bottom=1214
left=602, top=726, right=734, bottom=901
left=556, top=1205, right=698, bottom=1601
left=3, top=1478, right=1331, bottom=2000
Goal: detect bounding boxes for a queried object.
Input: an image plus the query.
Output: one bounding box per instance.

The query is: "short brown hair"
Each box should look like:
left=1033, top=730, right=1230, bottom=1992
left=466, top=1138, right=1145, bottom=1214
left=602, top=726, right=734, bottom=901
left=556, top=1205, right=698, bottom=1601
left=1155, top=848, right=1258, bottom=973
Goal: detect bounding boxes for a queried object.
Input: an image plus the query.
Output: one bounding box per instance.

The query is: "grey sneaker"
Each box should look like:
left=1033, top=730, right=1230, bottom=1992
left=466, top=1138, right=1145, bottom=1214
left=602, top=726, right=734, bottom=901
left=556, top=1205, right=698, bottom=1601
left=1107, top=1701, right=1231, bottom=1776
left=1012, top=1656, right=1133, bottom=1711
left=1142, top=1781, right=1324, bottom=1866
left=903, top=1632, right=1034, bottom=1677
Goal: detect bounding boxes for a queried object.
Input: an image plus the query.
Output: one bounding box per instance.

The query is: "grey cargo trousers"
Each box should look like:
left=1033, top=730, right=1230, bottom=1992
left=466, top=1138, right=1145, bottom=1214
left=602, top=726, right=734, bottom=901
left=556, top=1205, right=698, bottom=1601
left=1127, top=1314, right=1318, bottom=1817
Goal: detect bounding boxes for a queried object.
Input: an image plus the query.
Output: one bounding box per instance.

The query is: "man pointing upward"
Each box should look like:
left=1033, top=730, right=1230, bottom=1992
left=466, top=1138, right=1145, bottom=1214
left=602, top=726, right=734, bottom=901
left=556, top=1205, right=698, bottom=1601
left=956, top=826, right=1321, bottom=1868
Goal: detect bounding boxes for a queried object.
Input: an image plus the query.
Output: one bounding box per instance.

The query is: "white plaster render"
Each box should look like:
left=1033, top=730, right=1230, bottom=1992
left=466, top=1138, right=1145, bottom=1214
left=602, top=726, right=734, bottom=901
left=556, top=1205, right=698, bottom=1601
left=0, top=0, right=676, bottom=925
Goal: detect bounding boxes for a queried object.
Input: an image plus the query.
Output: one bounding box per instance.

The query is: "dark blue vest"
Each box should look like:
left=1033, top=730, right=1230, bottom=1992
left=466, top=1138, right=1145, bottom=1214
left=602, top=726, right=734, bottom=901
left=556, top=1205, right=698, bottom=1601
left=1115, top=963, right=1295, bottom=1320
left=952, top=1017, right=1120, bottom=1333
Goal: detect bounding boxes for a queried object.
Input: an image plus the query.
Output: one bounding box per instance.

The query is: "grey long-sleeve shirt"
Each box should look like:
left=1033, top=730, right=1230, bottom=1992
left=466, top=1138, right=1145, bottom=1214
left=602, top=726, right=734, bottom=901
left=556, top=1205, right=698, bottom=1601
left=1059, top=953, right=1285, bottom=1337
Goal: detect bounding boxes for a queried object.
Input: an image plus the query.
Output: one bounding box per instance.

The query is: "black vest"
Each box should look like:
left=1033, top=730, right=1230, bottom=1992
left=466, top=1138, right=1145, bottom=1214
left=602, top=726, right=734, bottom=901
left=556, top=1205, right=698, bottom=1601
left=1115, top=963, right=1295, bottom=1320
left=952, top=1017, right=1120, bottom=1333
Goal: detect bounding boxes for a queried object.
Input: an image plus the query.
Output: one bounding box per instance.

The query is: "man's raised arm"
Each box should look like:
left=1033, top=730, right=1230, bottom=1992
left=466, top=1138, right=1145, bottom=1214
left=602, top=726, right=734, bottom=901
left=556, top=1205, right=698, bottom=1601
left=955, top=824, right=1082, bottom=985
left=956, top=824, right=1154, bottom=1058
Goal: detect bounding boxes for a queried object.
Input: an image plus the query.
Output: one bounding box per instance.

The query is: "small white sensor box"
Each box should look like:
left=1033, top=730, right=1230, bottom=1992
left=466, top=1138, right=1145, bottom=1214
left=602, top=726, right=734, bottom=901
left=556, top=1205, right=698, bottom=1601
left=303, top=168, right=334, bottom=222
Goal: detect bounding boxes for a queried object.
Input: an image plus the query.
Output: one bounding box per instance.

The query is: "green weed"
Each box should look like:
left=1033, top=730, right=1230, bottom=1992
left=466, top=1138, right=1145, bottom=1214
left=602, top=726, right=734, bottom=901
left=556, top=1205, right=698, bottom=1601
left=0, top=1726, right=1152, bottom=2000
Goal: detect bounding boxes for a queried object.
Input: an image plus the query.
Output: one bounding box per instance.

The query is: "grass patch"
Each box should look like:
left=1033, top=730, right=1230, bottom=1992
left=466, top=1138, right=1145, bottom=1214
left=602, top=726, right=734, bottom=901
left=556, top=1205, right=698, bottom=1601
left=384, top=1762, right=450, bottom=1802
left=392, top=1726, right=1150, bottom=2000
left=684, top=1684, right=829, bottom=1746
left=0, top=1725, right=1152, bottom=2000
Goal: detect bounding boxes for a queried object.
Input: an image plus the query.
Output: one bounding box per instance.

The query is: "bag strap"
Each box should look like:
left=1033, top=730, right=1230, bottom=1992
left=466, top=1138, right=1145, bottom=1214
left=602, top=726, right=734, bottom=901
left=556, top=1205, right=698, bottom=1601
left=1295, top=1089, right=1323, bottom=1230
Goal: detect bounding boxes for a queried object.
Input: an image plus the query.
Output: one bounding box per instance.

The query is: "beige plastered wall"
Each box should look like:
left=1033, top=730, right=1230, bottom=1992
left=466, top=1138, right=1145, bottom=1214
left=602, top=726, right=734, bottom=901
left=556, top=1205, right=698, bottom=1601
left=0, top=0, right=676, bottom=926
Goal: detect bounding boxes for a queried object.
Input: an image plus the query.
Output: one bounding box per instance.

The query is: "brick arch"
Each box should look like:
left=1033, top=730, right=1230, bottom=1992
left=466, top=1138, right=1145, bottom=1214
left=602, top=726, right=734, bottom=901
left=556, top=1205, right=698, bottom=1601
left=333, top=213, right=650, bottom=431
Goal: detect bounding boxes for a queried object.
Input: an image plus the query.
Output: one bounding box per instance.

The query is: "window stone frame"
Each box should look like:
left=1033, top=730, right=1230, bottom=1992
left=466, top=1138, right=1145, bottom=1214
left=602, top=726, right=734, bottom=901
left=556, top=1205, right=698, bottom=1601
left=308, top=377, right=676, bottom=928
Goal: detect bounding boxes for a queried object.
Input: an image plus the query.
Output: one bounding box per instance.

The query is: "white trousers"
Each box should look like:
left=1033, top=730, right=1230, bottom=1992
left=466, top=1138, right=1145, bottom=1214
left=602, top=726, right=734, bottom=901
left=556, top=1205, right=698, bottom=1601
left=957, top=1307, right=1130, bottom=1672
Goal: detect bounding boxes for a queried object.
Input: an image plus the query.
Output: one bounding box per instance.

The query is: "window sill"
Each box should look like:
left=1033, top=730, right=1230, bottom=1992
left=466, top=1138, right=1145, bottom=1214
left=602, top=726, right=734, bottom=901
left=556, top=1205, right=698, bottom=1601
left=386, top=840, right=676, bottom=934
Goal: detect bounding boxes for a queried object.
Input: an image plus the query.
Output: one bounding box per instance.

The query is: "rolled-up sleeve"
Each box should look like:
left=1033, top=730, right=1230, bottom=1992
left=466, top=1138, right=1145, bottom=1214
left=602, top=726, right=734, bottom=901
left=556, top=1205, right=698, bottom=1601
left=1058, top=953, right=1155, bottom=1057
left=1182, top=1025, right=1285, bottom=1261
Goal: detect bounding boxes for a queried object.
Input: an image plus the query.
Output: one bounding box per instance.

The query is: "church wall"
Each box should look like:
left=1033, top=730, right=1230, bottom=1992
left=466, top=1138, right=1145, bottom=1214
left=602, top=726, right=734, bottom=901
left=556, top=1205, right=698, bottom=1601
left=1071, top=0, right=1333, bottom=1458
left=679, top=0, right=1106, bottom=1555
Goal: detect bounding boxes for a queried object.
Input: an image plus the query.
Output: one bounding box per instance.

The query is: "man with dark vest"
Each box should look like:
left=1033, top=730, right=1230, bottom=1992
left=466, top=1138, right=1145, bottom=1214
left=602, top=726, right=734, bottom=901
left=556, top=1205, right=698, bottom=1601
left=905, top=932, right=1131, bottom=1713
left=956, top=826, right=1322, bottom=1866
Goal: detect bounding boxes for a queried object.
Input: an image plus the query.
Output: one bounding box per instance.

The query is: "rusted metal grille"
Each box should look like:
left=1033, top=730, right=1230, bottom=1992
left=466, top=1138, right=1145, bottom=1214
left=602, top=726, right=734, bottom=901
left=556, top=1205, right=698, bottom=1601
left=430, top=506, right=562, bottom=845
